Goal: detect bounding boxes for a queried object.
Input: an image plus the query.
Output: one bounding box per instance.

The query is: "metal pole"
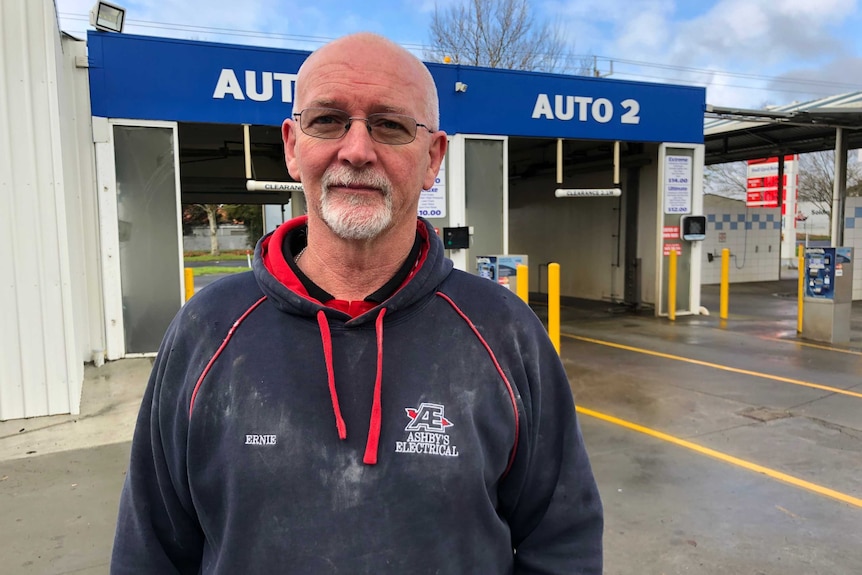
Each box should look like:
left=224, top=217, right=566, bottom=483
left=556, top=139, right=563, bottom=184
left=243, top=124, right=252, bottom=180
left=668, top=250, right=677, bottom=321
left=720, top=248, right=730, bottom=320
left=548, top=263, right=560, bottom=354
left=797, top=249, right=805, bottom=334
left=184, top=268, right=195, bottom=301
left=516, top=264, right=529, bottom=304
left=777, top=155, right=786, bottom=273
left=831, top=127, right=848, bottom=246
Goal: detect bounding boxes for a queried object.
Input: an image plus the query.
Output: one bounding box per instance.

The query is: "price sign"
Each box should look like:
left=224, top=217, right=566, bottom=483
left=664, top=155, right=692, bottom=215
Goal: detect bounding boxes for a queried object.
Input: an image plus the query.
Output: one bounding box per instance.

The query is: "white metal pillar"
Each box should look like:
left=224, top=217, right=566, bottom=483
left=831, top=127, right=848, bottom=247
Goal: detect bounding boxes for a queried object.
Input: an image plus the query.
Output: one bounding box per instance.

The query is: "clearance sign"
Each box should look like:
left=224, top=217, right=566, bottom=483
left=746, top=155, right=798, bottom=211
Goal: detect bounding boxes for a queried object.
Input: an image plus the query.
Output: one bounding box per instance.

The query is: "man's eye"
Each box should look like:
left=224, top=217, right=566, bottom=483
left=311, top=114, right=341, bottom=125
left=372, top=116, right=410, bottom=132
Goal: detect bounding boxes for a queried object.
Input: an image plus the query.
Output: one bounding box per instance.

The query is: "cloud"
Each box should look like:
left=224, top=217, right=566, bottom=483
left=668, top=0, right=853, bottom=67
left=550, top=0, right=862, bottom=107
left=766, top=56, right=862, bottom=103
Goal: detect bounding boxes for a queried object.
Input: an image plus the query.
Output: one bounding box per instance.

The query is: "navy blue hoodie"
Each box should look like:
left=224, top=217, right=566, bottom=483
left=111, top=216, right=603, bottom=574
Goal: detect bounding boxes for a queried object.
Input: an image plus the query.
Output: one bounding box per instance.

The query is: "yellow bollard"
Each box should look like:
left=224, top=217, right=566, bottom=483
left=668, top=250, right=677, bottom=321
left=720, top=248, right=730, bottom=320
left=797, top=252, right=805, bottom=333
left=184, top=267, right=195, bottom=301
left=516, top=264, right=529, bottom=304
left=548, top=263, right=560, bottom=355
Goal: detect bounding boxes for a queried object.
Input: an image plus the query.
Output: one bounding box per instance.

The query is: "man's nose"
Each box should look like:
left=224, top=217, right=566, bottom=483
left=338, top=119, right=377, bottom=166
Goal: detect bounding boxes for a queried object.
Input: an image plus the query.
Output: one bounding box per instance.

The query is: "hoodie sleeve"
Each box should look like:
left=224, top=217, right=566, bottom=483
left=498, top=311, right=604, bottom=575
left=110, top=316, right=205, bottom=574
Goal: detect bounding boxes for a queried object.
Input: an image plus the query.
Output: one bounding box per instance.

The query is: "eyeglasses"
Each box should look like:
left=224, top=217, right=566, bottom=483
left=293, top=107, right=434, bottom=145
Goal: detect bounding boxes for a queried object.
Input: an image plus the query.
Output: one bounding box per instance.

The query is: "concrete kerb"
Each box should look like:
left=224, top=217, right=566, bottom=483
left=0, top=358, right=152, bottom=462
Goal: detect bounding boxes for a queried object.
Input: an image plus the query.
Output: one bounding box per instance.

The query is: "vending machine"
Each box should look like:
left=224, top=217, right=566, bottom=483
left=802, top=247, right=854, bottom=343
left=476, top=255, right=528, bottom=291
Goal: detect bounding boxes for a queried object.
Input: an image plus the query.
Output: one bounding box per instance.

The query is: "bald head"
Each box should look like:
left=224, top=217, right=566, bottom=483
left=295, top=33, right=440, bottom=130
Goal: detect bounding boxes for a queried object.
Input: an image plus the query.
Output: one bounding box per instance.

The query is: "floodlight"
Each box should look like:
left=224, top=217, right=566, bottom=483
left=89, top=1, right=126, bottom=33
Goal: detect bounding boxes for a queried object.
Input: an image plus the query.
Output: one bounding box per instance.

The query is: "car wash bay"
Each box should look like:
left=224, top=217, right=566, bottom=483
left=86, top=31, right=708, bottom=359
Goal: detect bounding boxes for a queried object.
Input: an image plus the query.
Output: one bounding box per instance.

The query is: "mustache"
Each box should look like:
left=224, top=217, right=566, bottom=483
left=321, top=166, right=393, bottom=194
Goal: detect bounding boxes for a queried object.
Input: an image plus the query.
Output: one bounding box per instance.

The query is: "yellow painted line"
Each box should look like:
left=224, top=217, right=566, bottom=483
left=564, top=333, right=862, bottom=399
left=759, top=335, right=862, bottom=356
left=577, top=406, right=862, bottom=510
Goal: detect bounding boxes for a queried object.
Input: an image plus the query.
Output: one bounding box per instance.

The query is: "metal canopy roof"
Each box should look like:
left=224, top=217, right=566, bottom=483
left=703, top=91, right=862, bottom=165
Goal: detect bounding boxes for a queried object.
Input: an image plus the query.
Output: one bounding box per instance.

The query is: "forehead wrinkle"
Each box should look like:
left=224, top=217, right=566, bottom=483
left=307, top=102, right=413, bottom=117
left=301, top=75, right=422, bottom=118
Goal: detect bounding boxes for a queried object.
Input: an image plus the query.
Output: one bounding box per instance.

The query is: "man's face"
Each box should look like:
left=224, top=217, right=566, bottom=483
left=282, top=38, right=447, bottom=241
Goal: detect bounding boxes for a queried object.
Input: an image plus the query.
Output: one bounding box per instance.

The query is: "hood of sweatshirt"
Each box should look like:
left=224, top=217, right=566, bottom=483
left=249, top=216, right=454, bottom=464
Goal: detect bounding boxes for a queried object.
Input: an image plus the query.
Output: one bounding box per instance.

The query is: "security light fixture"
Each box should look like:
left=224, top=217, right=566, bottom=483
left=90, top=1, right=126, bottom=33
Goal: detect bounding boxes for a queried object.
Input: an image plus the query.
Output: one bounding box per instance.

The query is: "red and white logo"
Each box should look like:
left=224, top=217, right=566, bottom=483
left=404, top=403, right=453, bottom=432
left=395, top=402, right=459, bottom=457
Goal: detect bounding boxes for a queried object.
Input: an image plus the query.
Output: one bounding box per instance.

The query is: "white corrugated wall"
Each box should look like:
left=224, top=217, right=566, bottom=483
left=59, top=31, right=105, bottom=375
left=0, top=0, right=101, bottom=420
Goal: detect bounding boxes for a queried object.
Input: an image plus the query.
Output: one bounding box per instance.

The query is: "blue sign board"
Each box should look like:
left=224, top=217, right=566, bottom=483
left=88, top=32, right=705, bottom=143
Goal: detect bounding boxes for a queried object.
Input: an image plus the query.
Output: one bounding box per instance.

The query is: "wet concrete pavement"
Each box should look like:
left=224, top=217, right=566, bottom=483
left=0, top=359, right=150, bottom=575
left=1, top=279, right=860, bottom=574
left=551, top=278, right=862, bottom=574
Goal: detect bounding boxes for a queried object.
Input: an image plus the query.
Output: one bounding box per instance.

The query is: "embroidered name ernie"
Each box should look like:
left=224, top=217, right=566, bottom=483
left=245, top=434, right=277, bottom=445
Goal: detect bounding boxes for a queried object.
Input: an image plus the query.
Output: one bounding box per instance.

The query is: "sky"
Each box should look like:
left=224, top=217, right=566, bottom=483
left=55, top=0, right=862, bottom=109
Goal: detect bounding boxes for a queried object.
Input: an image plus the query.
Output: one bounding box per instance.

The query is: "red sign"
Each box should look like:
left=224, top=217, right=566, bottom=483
left=746, top=155, right=798, bottom=211
left=663, top=243, right=682, bottom=256
left=663, top=226, right=680, bottom=239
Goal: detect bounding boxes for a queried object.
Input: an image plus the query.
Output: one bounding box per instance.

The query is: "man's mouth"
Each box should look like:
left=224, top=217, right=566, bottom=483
left=330, top=182, right=382, bottom=193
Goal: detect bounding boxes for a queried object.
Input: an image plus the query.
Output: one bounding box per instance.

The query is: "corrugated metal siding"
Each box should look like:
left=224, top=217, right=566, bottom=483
left=0, top=0, right=92, bottom=420
left=59, top=34, right=105, bottom=378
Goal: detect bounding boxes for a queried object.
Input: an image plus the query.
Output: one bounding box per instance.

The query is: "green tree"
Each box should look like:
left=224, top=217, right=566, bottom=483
left=223, top=204, right=264, bottom=249
left=183, top=203, right=224, bottom=255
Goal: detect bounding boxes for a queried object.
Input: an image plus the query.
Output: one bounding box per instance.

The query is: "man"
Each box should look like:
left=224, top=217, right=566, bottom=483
left=111, top=32, right=603, bottom=574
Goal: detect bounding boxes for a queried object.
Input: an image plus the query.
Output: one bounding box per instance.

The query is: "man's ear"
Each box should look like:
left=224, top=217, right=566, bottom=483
left=282, top=118, right=301, bottom=181
left=422, top=131, right=448, bottom=191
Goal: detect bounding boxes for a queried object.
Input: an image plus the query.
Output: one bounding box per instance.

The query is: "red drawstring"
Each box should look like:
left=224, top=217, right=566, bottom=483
left=317, top=311, right=347, bottom=440
left=363, top=308, right=387, bottom=465
left=316, top=308, right=387, bottom=464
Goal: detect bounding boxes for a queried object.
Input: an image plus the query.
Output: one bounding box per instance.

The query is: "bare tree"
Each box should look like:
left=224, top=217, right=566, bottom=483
left=425, top=0, right=582, bottom=74
left=704, top=161, right=747, bottom=200
left=798, top=151, right=862, bottom=226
